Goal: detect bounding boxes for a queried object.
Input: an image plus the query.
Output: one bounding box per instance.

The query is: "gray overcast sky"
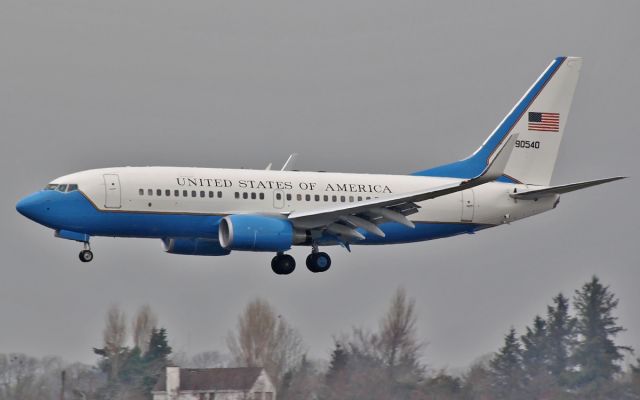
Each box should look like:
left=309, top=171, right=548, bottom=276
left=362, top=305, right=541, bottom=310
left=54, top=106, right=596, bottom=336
left=1, top=0, right=638, bottom=370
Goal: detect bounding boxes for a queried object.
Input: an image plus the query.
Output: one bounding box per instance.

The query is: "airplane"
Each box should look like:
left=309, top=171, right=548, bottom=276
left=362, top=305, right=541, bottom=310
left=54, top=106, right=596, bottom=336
left=16, top=56, right=625, bottom=275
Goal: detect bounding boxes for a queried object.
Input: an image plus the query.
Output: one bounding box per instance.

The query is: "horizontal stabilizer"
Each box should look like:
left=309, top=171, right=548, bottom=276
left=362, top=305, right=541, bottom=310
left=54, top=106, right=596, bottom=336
left=510, top=176, right=626, bottom=200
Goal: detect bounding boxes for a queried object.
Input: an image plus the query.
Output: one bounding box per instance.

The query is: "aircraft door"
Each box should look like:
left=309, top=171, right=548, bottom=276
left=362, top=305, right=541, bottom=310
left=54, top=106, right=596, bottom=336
left=103, top=174, right=122, bottom=209
left=273, top=189, right=285, bottom=209
left=461, top=189, right=475, bottom=222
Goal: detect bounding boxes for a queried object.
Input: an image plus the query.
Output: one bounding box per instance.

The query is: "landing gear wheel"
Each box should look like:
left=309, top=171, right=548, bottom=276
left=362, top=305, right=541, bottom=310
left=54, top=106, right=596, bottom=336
left=79, top=250, right=94, bottom=263
left=306, top=252, right=331, bottom=273
left=271, top=254, right=296, bottom=275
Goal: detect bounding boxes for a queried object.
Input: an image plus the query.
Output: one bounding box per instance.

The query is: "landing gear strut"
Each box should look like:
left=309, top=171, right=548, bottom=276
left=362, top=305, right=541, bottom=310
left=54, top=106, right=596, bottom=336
left=79, top=242, right=93, bottom=263
left=271, top=253, right=296, bottom=275
left=306, top=244, right=331, bottom=273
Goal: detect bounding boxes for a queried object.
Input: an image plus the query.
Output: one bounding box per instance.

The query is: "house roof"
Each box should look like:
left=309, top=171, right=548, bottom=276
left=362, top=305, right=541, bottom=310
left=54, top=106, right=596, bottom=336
left=153, top=367, right=263, bottom=392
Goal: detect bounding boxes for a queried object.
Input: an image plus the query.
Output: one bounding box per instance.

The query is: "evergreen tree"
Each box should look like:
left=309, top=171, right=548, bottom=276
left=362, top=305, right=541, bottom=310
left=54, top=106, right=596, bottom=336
left=141, top=328, right=172, bottom=394
left=572, top=276, right=632, bottom=388
left=489, top=328, right=524, bottom=400
left=325, top=342, right=348, bottom=385
left=521, top=315, right=548, bottom=379
left=545, top=293, right=576, bottom=385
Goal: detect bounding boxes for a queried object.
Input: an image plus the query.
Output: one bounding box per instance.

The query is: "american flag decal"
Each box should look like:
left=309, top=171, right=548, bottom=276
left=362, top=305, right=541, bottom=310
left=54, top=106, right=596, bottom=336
left=528, top=112, right=559, bottom=132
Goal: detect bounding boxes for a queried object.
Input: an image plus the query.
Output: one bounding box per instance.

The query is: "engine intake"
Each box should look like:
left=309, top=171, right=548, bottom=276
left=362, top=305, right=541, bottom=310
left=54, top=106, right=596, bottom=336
left=219, top=215, right=305, bottom=252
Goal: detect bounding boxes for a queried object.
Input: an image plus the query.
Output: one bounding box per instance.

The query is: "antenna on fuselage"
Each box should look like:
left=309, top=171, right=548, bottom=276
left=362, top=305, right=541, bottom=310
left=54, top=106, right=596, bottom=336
left=281, top=153, right=298, bottom=171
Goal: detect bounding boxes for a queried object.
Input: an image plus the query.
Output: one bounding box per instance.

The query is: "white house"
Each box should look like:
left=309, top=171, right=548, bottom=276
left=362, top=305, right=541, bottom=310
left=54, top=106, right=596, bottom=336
left=152, top=366, right=276, bottom=400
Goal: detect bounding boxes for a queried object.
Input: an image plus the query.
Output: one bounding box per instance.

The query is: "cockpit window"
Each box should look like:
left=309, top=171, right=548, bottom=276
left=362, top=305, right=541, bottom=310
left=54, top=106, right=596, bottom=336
left=43, top=183, right=79, bottom=192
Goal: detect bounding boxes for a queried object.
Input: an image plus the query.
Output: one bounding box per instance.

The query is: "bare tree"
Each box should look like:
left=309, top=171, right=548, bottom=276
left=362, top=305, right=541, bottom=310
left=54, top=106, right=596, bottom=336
left=103, top=305, right=127, bottom=379
left=131, top=304, right=157, bottom=354
left=375, top=287, right=424, bottom=382
left=226, top=298, right=304, bottom=388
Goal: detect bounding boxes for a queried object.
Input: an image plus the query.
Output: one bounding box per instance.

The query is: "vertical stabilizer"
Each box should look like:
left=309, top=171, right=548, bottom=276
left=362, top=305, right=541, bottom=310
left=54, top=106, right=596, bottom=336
left=415, top=57, right=582, bottom=185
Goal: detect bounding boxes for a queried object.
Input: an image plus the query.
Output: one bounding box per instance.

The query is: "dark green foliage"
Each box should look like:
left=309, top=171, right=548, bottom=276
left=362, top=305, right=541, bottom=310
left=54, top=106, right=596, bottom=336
left=521, top=315, right=548, bottom=378
left=572, top=276, right=632, bottom=389
left=325, top=342, right=348, bottom=385
left=489, top=328, right=524, bottom=399
left=94, top=327, right=172, bottom=399
left=545, top=293, right=576, bottom=385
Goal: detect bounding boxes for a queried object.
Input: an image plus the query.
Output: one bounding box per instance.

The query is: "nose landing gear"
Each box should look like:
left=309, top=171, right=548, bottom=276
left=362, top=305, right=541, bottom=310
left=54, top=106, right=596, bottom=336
left=79, top=242, right=93, bottom=263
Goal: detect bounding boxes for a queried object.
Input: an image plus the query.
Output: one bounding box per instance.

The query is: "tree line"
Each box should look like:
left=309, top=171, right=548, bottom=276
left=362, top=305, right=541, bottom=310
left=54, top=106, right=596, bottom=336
left=0, top=275, right=638, bottom=399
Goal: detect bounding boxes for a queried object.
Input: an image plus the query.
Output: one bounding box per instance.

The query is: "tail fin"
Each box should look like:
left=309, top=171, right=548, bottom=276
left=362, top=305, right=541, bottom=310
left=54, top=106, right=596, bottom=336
left=415, top=56, right=582, bottom=185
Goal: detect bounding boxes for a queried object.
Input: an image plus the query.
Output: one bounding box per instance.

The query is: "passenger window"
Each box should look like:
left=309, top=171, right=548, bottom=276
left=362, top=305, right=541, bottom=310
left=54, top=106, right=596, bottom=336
left=297, top=194, right=302, bottom=201
left=242, top=192, right=248, bottom=199
left=314, top=195, right=320, bottom=201
left=175, top=190, right=180, bottom=197
left=200, top=191, right=205, bottom=198
left=275, top=193, right=281, bottom=200
left=260, top=193, right=265, bottom=200
left=148, top=189, right=153, bottom=196
left=332, top=195, right=337, bottom=202
left=139, top=189, right=144, bottom=196
left=366, top=196, right=371, bottom=200
left=67, top=184, right=78, bottom=192
left=183, top=190, right=188, bottom=197
left=357, top=196, right=362, bottom=201
left=192, top=191, right=197, bottom=197
left=349, top=196, right=354, bottom=202
left=166, top=189, right=171, bottom=196
left=218, top=191, right=223, bottom=198
left=157, top=189, right=162, bottom=196
left=251, top=192, right=257, bottom=200
left=235, top=192, right=240, bottom=199
left=323, top=195, right=328, bottom=202
left=340, top=196, right=346, bottom=202
left=305, top=194, right=311, bottom=201
left=286, top=193, right=292, bottom=201
left=209, top=191, right=214, bottom=198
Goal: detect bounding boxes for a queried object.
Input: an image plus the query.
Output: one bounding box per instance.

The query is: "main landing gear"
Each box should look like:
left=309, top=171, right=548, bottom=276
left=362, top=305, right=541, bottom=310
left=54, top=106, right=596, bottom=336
left=306, top=252, right=331, bottom=273
left=271, top=245, right=332, bottom=275
left=271, top=253, right=296, bottom=275
left=79, top=242, right=93, bottom=263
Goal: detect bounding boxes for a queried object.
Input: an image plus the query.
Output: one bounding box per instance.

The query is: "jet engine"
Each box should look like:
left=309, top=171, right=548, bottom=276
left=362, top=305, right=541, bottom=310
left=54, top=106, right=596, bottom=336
left=219, top=215, right=307, bottom=252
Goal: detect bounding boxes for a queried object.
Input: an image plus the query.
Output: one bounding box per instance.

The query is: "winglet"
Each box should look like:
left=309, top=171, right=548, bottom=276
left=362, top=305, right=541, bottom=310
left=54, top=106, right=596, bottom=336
left=474, top=134, right=519, bottom=183
left=281, top=153, right=299, bottom=171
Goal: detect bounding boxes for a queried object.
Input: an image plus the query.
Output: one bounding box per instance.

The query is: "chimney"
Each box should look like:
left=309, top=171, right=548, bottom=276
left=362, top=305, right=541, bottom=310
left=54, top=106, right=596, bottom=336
left=166, top=366, right=180, bottom=400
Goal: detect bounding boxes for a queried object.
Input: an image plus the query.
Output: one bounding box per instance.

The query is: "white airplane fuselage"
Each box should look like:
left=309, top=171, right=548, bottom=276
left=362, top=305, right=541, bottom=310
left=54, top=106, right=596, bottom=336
left=19, top=166, right=556, bottom=245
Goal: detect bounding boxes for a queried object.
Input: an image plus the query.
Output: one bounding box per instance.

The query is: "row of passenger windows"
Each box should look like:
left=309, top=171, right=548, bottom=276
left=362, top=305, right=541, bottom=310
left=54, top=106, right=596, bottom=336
left=139, top=189, right=374, bottom=203
left=140, top=189, right=224, bottom=198
left=279, top=193, right=373, bottom=203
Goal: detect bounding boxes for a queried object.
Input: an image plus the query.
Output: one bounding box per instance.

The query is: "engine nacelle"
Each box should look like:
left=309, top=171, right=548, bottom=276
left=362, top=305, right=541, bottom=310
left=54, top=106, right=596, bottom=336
left=219, top=215, right=306, bottom=252
left=162, top=238, right=231, bottom=256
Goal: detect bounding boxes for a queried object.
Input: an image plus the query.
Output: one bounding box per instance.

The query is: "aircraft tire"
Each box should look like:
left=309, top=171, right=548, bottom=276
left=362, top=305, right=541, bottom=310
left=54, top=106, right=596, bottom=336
left=306, top=252, right=331, bottom=273
left=79, top=250, right=94, bottom=263
left=271, top=254, right=295, bottom=275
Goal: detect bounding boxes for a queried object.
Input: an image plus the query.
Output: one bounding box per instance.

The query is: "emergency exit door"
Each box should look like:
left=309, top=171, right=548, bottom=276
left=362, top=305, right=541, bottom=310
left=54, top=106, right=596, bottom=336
left=103, top=174, right=121, bottom=209
left=461, top=189, right=475, bottom=222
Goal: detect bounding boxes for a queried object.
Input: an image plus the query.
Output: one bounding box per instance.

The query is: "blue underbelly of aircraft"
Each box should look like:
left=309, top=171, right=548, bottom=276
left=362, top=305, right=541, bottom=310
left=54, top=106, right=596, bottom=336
left=27, top=191, right=489, bottom=245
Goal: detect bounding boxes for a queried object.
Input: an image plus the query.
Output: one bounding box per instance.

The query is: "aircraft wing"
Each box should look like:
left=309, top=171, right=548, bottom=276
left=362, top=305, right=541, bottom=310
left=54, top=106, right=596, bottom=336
left=287, top=135, right=518, bottom=240
left=510, top=176, right=626, bottom=200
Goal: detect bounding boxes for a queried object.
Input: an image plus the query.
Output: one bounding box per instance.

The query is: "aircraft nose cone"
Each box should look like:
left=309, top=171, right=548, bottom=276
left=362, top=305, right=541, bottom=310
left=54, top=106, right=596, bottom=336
left=16, top=192, right=47, bottom=221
